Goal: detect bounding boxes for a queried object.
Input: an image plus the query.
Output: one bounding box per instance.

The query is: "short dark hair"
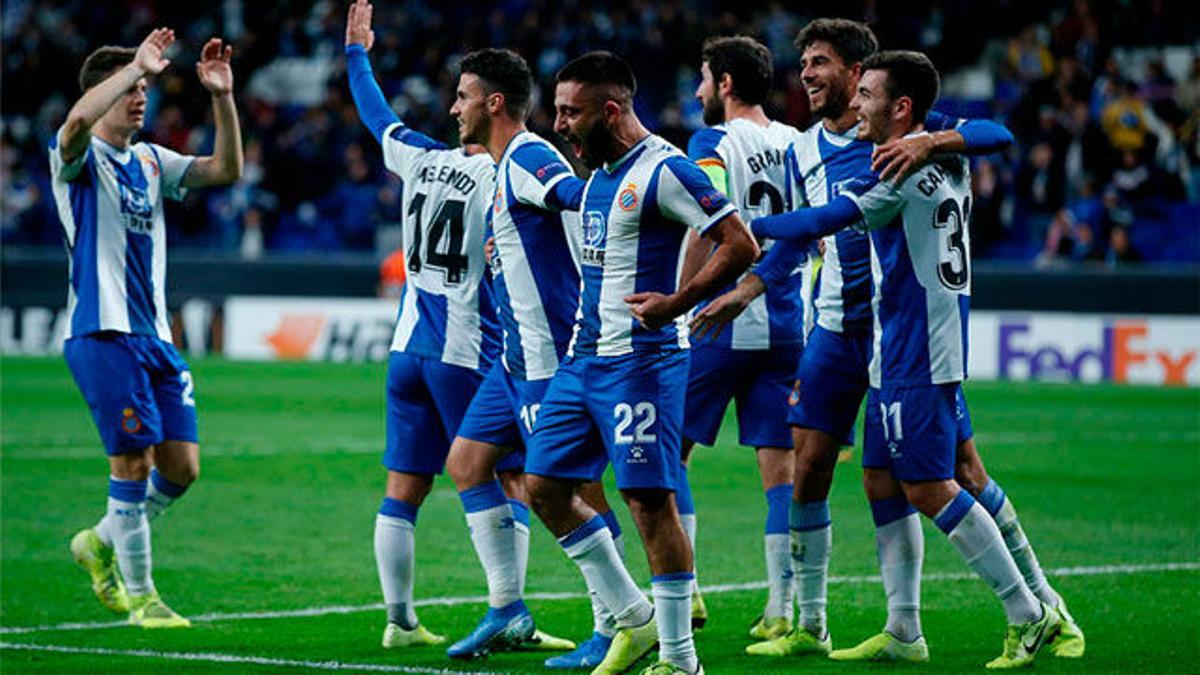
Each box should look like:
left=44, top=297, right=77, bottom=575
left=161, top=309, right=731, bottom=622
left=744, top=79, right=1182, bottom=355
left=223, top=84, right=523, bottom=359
left=555, top=51, right=637, bottom=105
left=794, top=18, right=878, bottom=65
left=79, top=46, right=137, bottom=92
left=862, top=50, right=941, bottom=123
left=459, top=48, right=534, bottom=119
left=702, top=36, right=773, bottom=106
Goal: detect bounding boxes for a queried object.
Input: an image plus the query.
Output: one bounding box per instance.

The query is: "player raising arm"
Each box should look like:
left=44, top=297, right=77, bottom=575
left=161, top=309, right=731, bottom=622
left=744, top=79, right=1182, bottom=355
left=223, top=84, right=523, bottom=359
left=57, top=28, right=242, bottom=629
left=749, top=50, right=1069, bottom=670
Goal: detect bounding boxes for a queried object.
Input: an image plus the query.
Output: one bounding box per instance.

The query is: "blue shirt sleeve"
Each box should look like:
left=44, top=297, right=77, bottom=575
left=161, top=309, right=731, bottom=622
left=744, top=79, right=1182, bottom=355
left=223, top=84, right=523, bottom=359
left=546, top=176, right=586, bottom=211
left=923, top=111, right=1014, bottom=154
left=755, top=238, right=811, bottom=287
left=687, top=128, right=726, bottom=162
left=751, top=195, right=863, bottom=245
left=346, top=44, right=400, bottom=143
left=509, top=141, right=574, bottom=208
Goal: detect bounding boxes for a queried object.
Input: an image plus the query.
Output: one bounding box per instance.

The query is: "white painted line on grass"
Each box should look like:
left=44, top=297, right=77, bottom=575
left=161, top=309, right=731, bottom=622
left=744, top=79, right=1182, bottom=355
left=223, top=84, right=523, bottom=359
left=0, top=642, right=491, bottom=674
left=2, top=561, right=1195, bottom=636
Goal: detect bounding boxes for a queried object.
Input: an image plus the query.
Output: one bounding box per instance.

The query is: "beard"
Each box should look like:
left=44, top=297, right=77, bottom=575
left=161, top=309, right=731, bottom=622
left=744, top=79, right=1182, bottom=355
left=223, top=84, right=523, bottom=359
left=701, top=92, right=724, bottom=126
left=577, top=122, right=619, bottom=170
left=459, top=115, right=489, bottom=146
left=811, top=75, right=851, bottom=120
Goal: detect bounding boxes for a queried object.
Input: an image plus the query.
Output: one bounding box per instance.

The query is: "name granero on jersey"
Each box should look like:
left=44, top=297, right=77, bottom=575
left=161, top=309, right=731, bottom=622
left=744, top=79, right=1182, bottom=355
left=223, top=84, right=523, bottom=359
left=746, top=147, right=785, bottom=175
left=416, top=164, right=477, bottom=195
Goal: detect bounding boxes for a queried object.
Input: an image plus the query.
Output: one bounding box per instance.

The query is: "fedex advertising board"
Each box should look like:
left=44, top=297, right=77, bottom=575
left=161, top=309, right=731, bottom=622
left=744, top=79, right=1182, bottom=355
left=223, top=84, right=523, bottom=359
left=969, top=312, right=1199, bottom=387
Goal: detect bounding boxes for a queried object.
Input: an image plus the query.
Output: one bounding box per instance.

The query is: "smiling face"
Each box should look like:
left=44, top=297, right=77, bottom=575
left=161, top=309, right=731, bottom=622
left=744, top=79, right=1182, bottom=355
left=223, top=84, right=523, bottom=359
left=449, top=73, right=491, bottom=145
left=849, top=69, right=896, bottom=144
left=696, top=61, right=725, bottom=126
left=98, top=71, right=148, bottom=136
left=800, top=40, right=859, bottom=120
left=554, top=80, right=617, bottom=169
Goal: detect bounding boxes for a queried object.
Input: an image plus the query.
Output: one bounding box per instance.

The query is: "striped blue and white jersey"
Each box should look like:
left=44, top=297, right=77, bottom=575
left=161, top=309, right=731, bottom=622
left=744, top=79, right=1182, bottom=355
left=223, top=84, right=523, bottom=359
left=381, top=122, right=501, bottom=371
left=688, top=119, right=815, bottom=349
left=49, top=128, right=195, bottom=341
left=791, top=113, right=969, bottom=337
left=790, top=122, right=874, bottom=336
left=490, top=131, right=582, bottom=381
left=841, top=152, right=972, bottom=388
left=570, top=135, right=736, bottom=357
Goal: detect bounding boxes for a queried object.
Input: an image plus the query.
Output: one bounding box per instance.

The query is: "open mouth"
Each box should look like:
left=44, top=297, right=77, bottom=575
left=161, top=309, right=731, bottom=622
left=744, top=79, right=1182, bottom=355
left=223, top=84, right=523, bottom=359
left=570, top=141, right=584, bottom=158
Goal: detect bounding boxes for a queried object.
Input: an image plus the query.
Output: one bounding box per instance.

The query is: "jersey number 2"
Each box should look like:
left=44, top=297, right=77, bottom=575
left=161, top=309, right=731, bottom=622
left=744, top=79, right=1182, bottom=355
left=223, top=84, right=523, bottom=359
left=407, top=194, right=469, bottom=285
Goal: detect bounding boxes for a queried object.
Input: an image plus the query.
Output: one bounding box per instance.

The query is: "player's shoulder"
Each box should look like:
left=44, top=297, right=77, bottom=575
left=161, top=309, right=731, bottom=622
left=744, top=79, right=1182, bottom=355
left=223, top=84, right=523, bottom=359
left=385, top=122, right=447, bottom=151
left=507, top=131, right=568, bottom=170
left=687, top=125, right=728, bottom=160
left=766, top=120, right=805, bottom=145
left=899, top=153, right=970, bottom=197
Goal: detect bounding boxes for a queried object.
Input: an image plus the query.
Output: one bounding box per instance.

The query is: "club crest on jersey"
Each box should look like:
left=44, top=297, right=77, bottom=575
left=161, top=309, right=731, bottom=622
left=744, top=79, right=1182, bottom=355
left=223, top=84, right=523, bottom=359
left=121, top=408, right=143, bottom=434
left=618, top=185, right=638, bottom=211
left=493, top=189, right=504, bottom=214
left=581, top=211, right=607, bottom=265
left=139, top=153, right=160, bottom=177
left=118, top=183, right=153, bottom=234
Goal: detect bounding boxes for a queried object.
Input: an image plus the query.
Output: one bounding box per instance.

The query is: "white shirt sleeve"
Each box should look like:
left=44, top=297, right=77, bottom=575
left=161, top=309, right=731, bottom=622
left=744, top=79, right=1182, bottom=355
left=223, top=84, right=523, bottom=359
left=842, top=176, right=907, bottom=232
left=656, top=156, right=737, bottom=236
left=381, top=122, right=447, bottom=183
left=48, top=126, right=90, bottom=183
left=150, top=143, right=198, bottom=201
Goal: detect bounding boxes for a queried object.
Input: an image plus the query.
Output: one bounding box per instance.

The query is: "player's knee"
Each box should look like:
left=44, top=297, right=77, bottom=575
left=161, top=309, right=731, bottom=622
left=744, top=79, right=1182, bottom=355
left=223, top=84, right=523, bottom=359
left=110, top=450, right=153, bottom=481
left=900, top=480, right=958, bottom=518
left=524, top=474, right=562, bottom=515
left=385, top=471, right=433, bottom=505
left=953, top=440, right=988, bottom=495
left=498, top=469, right=526, bottom=502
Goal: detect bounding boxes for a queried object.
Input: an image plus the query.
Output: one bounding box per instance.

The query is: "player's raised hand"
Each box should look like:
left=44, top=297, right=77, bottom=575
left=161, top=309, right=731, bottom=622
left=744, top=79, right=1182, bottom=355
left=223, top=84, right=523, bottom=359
left=345, top=0, right=375, bottom=51
left=133, top=28, right=175, bottom=76
left=625, top=292, right=677, bottom=331
left=196, top=38, right=235, bottom=95
left=872, top=132, right=935, bottom=183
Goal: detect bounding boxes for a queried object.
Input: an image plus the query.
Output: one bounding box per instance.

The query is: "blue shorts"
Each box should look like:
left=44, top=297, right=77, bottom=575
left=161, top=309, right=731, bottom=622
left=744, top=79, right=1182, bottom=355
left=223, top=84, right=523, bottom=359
left=526, top=351, right=688, bottom=491
left=456, top=362, right=543, bottom=473
left=863, top=383, right=963, bottom=482
left=684, top=344, right=800, bottom=448
left=64, top=332, right=198, bottom=456
left=787, top=325, right=868, bottom=446
left=384, top=351, right=484, bottom=475
left=956, top=386, right=974, bottom=443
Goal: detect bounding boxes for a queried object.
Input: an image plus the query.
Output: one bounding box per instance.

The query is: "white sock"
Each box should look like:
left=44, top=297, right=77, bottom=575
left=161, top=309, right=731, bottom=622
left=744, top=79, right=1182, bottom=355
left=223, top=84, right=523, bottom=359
left=876, top=512, right=923, bottom=641
left=938, top=494, right=1041, bottom=625
left=144, top=468, right=188, bottom=522
left=764, top=534, right=793, bottom=620
left=375, top=498, right=419, bottom=628
left=654, top=574, right=698, bottom=672
left=464, top=505, right=521, bottom=608
left=509, top=499, right=532, bottom=597
left=763, top=484, right=794, bottom=621
left=107, top=478, right=154, bottom=597
left=560, top=516, right=652, bottom=628
left=994, top=499, right=1060, bottom=608
left=791, top=500, right=831, bottom=636
left=591, top=510, right=624, bottom=637
left=460, top=484, right=521, bottom=608
left=94, top=514, right=114, bottom=547
left=680, top=514, right=698, bottom=594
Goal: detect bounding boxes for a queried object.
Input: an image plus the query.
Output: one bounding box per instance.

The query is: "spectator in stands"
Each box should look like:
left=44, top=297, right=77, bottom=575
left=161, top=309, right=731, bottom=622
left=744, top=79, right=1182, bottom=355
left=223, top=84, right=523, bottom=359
left=1101, top=79, right=1151, bottom=153
left=1106, top=225, right=1142, bottom=266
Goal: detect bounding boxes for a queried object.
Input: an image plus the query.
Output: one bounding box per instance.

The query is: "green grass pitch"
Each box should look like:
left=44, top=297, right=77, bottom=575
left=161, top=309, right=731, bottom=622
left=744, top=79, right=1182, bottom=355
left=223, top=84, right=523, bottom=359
left=2, top=356, right=1198, bottom=673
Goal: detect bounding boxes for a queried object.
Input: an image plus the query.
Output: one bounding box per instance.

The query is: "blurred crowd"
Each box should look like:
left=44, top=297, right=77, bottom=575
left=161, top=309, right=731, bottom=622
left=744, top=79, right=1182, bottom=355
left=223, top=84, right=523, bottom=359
left=2, top=0, right=1197, bottom=266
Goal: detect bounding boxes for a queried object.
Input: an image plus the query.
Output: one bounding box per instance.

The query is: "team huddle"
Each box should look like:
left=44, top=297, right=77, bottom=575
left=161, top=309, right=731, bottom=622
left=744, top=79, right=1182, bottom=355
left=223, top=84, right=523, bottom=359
left=53, top=2, right=1085, bottom=673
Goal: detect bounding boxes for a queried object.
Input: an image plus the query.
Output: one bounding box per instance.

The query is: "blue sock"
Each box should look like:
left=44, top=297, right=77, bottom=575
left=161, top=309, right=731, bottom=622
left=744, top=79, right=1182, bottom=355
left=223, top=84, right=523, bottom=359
left=599, top=508, right=621, bottom=539
left=149, top=468, right=187, bottom=498
left=675, top=464, right=695, bottom=517
left=380, top=496, right=418, bottom=524
left=976, top=479, right=1006, bottom=517
left=790, top=499, right=831, bottom=532
left=869, top=495, right=916, bottom=527
left=458, top=481, right=506, bottom=513
left=508, top=498, right=531, bottom=528
left=764, top=484, right=792, bottom=535
left=933, top=490, right=976, bottom=534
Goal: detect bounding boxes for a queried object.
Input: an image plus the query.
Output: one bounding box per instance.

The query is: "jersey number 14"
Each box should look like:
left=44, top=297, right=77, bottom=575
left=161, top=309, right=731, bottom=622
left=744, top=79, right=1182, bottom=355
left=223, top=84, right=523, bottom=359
left=407, top=193, right=469, bottom=285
